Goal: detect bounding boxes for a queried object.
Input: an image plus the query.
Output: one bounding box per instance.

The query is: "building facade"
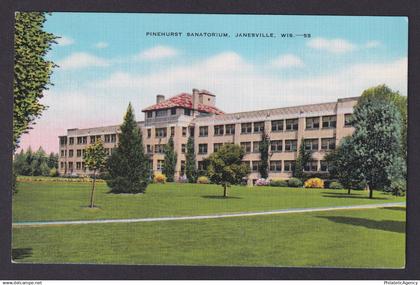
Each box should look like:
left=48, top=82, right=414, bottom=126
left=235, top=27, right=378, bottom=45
left=58, top=89, right=358, bottom=183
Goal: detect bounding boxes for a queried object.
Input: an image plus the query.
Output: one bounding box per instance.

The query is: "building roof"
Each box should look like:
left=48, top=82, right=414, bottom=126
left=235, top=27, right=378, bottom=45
left=142, top=93, right=225, bottom=115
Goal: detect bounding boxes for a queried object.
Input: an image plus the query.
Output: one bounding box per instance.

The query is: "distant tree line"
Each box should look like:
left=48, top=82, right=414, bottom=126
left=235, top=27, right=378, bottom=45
left=13, top=147, right=59, bottom=177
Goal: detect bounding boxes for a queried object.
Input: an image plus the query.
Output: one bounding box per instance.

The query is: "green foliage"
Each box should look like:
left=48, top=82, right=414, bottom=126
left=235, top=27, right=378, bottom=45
left=288, top=177, right=303, bottom=188
left=13, top=12, right=57, bottom=150
left=270, top=179, right=288, bottom=187
left=384, top=179, right=406, bottom=197
left=185, top=136, right=197, bottom=183
left=329, top=181, right=343, bottom=189
left=259, top=132, right=270, bottom=178
left=47, top=152, right=59, bottom=169
left=351, top=97, right=404, bottom=197
left=106, top=103, right=149, bottom=194
left=83, top=140, right=107, bottom=172
left=294, top=139, right=312, bottom=179
left=49, top=167, right=59, bottom=177
left=12, top=169, right=17, bottom=195
left=206, top=144, right=250, bottom=197
left=13, top=147, right=58, bottom=177
left=197, top=176, right=210, bottom=184
left=163, top=137, right=177, bottom=182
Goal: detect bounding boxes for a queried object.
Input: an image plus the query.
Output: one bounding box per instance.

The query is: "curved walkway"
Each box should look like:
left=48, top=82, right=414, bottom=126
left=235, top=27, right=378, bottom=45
left=13, top=202, right=405, bottom=227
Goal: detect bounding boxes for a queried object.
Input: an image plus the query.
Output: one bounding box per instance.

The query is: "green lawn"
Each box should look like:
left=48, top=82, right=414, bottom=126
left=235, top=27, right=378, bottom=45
left=12, top=206, right=405, bottom=267
left=13, top=181, right=405, bottom=222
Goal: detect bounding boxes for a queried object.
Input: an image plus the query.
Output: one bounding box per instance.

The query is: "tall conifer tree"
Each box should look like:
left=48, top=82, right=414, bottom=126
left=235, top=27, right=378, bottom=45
left=163, top=136, right=177, bottom=182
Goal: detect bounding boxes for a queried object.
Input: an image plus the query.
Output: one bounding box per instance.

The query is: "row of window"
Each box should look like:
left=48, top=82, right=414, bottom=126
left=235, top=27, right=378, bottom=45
left=146, top=108, right=193, bottom=119
left=60, top=148, right=115, bottom=158
left=60, top=134, right=117, bottom=146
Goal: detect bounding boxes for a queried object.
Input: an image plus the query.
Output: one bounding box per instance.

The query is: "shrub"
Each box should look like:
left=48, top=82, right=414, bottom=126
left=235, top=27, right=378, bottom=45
left=255, top=178, right=270, bottom=186
left=197, top=176, right=209, bottom=184
left=329, top=181, right=343, bottom=189
left=385, top=179, right=406, bottom=196
left=270, top=179, right=288, bottom=187
left=288, top=177, right=303, bottom=188
left=304, top=177, right=325, bottom=189
left=154, top=173, right=167, bottom=184
left=49, top=167, right=59, bottom=177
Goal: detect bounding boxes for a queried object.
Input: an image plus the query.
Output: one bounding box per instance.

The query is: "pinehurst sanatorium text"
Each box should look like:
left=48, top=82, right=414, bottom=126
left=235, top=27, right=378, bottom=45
left=145, top=32, right=311, bottom=38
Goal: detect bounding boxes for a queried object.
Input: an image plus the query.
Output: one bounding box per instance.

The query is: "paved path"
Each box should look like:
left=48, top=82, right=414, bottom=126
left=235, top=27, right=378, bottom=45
left=13, top=202, right=405, bottom=227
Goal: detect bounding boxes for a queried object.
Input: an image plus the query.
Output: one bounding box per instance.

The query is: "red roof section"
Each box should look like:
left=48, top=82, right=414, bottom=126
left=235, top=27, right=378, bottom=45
left=142, top=93, right=225, bottom=115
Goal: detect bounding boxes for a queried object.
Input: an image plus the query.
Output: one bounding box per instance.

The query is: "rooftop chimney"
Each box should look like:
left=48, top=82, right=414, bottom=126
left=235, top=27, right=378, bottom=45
left=192, top=88, right=199, bottom=111
left=156, top=94, right=165, bottom=104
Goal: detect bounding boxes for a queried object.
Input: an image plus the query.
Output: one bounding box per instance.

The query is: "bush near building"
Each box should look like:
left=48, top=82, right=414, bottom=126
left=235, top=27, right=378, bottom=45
left=329, top=181, right=343, bottom=189
left=197, top=176, right=209, bottom=184
left=270, top=179, right=288, bottom=187
left=288, top=178, right=303, bottom=188
left=304, top=178, right=325, bottom=189
left=154, top=173, right=167, bottom=184
left=255, top=178, right=270, bottom=186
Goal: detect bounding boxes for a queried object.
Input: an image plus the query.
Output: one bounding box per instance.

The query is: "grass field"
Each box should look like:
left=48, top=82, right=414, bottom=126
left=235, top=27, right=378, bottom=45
left=12, top=180, right=406, bottom=267
left=13, top=181, right=405, bottom=222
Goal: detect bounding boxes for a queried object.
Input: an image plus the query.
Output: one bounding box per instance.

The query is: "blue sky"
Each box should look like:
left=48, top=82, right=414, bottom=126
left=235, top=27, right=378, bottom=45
left=20, top=13, right=408, bottom=153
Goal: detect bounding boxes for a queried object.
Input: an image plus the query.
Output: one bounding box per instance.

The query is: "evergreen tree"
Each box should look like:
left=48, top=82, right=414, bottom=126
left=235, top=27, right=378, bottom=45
left=185, top=136, right=197, bottom=183
left=84, top=139, right=107, bottom=208
left=106, top=103, right=149, bottom=194
left=259, top=131, right=270, bottom=179
left=47, top=152, right=59, bottom=169
left=163, top=136, right=177, bottom=182
left=351, top=98, right=403, bottom=198
left=293, top=138, right=312, bottom=179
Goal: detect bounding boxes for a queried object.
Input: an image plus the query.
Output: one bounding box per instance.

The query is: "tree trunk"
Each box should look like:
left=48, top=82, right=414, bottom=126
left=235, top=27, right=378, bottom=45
left=90, top=169, right=96, bottom=208
left=223, top=184, right=228, bottom=198
left=348, top=188, right=351, bottom=195
left=367, top=184, right=373, bottom=199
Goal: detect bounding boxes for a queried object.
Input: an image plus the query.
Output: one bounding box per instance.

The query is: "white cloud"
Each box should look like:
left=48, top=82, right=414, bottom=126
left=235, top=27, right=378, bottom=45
left=308, top=37, right=357, bottom=54
left=56, top=36, right=74, bottom=46
left=271, top=54, right=304, bottom=69
left=365, top=40, right=381, bottom=48
left=135, top=45, right=179, bottom=61
left=57, top=52, right=111, bottom=70
left=94, top=42, right=109, bottom=49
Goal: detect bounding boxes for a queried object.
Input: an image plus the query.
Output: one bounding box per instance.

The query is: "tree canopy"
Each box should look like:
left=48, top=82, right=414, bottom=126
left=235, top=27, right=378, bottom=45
left=163, top=136, right=177, bottom=182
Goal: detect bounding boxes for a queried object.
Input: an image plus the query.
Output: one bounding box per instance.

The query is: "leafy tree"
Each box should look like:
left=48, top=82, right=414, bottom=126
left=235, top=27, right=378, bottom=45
left=259, top=131, right=270, bottom=179
left=163, top=136, right=177, bottom=182
left=325, top=136, right=364, bottom=194
left=106, top=103, right=149, bottom=194
left=358, top=84, right=407, bottom=159
left=351, top=97, right=403, bottom=198
left=293, top=139, right=312, bottom=179
left=84, top=139, right=107, bottom=208
left=207, top=144, right=250, bottom=197
left=14, top=12, right=57, bottom=150
left=185, top=136, right=197, bottom=183
left=47, top=152, right=59, bottom=169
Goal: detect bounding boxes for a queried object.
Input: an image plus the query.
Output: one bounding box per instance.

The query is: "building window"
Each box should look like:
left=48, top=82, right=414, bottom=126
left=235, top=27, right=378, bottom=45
left=306, top=117, right=320, bottom=129
left=322, top=115, right=337, bottom=128
left=214, top=125, right=224, bottom=136
left=181, top=144, right=186, bottom=153
left=344, top=113, right=353, bottom=126
left=171, top=126, right=175, bottom=137
left=198, top=144, right=208, bottom=154
left=284, top=160, right=295, bottom=172
left=171, top=108, right=177, bottom=115
left=69, top=150, right=74, bottom=157
left=321, top=138, right=336, bottom=150
left=155, top=128, right=167, bottom=138
left=155, top=144, right=165, bottom=154
left=285, top=140, right=297, bottom=152
left=157, top=160, right=164, bottom=171
left=156, top=109, right=167, bottom=117
left=184, top=109, right=191, bottom=116
left=60, top=137, right=67, bottom=145
left=240, top=142, right=252, bottom=153
left=252, top=161, right=261, bottom=172
left=180, top=160, right=186, bottom=176
left=77, top=136, right=87, bottom=144
left=304, top=139, right=319, bottom=152
left=270, top=160, right=282, bottom=172
left=82, top=149, right=86, bottom=157
left=198, top=161, right=208, bottom=171
left=320, top=160, right=329, bottom=172
left=68, top=162, right=74, bottom=171
left=91, top=136, right=97, bottom=143
left=76, top=162, right=81, bottom=170
left=241, top=123, right=252, bottom=134
left=214, top=143, right=223, bottom=152
left=147, top=129, right=152, bottom=138
left=77, top=149, right=82, bottom=157
left=286, top=119, right=298, bottom=131
left=225, top=124, right=235, bottom=135
left=270, top=140, right=282, bottom=152
left=271, top=120, right=284, bottom=132
left=199, top=126, right=208, bottom=137
left=111, top=134, right=117, bottom=143
left=304, top=161, right=318, bottom=172
left=104, top=134, right=110, bottom=143
left=147, top=112, right=153, bottom=118
left=146, top=145, right=153, bottom=153
left=82, top=162, right=86, bottom=171
left=69, top=137, right=74, bottom=145
left=189, top=127, right=195, bottom=137
left=182, top=127, right=187, bottom=137
left=60, top=150, right=65, bottom=157
left=60, top=162, right=64, bottom=169
left=252, top=141, right=260, bottom=153
left=253, top=122, right=264, bottom=133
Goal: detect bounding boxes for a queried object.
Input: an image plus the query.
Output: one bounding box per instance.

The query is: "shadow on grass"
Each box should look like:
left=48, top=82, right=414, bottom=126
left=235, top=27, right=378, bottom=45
left=12, top=248, right=33, bottom=261
left=317, top=216, right=405, bottom=234
left=381, top=206, right=406, bottom=212
left=201, top=195, right=242, bottom=199
left=322, top=193, right=388, bottom=200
